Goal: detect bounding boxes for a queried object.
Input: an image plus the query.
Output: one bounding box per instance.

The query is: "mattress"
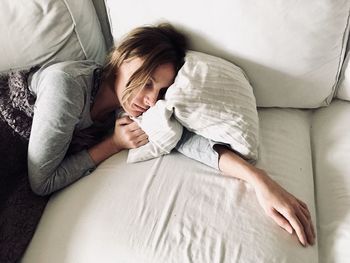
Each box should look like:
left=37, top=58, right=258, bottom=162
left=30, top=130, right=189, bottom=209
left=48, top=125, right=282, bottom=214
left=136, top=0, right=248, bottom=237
left=22, top=108, right=318, bottom=263
left=311, top=99, right=350, bottom=263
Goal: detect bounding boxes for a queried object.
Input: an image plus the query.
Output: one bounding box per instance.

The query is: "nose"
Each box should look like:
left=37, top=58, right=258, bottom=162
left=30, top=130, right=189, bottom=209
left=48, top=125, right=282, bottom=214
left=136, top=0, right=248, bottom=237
left=144, top=92, right=158, bottom=107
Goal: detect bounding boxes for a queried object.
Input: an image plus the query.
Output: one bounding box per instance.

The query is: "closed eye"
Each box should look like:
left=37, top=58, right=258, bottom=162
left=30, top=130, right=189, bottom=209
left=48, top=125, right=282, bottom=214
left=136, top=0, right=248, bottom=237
left=158, top=87, right=168, bottom=100
left=144, top=81, right=153, bottom=89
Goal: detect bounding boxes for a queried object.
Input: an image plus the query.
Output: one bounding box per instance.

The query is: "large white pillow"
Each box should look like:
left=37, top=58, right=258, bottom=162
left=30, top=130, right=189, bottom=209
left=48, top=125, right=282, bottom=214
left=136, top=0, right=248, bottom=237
left=166, top=51, right=259, bottom=162
left=0, top=0, right=106, bottom=72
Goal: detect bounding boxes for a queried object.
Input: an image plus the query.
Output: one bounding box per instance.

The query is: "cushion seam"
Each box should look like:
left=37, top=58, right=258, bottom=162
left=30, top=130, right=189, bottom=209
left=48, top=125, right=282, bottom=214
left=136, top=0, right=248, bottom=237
left=329, top=9, right=350, bottom=103
left=61, top=0, right=88, bottom=59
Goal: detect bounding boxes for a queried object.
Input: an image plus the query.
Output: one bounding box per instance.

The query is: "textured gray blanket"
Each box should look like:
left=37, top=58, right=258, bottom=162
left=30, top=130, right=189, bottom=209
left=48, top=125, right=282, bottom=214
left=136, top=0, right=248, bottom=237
left=0, top=67, right=38, bottom=140
left=0, top=67, right=48, bottom=263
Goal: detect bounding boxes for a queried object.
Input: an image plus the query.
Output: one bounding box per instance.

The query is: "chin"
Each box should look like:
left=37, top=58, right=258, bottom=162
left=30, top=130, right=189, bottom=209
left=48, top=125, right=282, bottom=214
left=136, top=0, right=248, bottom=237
left=122, top=103, right=144, bottom=117
left=126, top=108, right=142, bottom=118
left=133, top=111, right=143, bottom=117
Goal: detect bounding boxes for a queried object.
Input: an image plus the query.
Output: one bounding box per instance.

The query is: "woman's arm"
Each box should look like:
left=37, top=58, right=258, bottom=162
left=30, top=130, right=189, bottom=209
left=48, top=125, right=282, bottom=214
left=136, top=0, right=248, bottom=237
left=215, top=145, right=316, bottom=247
left=176, top=129, right=315, bottom=246
left=28, top=71, right=96, bottom=196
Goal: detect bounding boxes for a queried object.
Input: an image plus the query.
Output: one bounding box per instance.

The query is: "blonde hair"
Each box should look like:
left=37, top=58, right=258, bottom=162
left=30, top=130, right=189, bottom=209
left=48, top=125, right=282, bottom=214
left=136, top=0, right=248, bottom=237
left=102, top=23, right=188, bottom=105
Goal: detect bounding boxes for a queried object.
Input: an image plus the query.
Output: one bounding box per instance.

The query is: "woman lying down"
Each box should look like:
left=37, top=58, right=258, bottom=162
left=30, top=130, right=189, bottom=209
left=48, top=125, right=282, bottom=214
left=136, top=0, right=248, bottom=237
left=27, top=23, right=315, bottom=247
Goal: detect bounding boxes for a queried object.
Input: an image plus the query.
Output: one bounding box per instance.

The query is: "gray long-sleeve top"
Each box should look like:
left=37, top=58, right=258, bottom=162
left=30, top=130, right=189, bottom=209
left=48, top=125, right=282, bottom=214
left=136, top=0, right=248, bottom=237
left=28, top=60, right=101, bottom=196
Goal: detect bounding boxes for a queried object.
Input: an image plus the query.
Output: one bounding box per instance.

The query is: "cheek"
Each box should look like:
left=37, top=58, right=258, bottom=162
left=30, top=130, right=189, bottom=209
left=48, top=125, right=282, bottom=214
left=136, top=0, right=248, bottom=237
left=124, top=90, right=141, bottom=111
left=130, top=89, right=144, bottom=104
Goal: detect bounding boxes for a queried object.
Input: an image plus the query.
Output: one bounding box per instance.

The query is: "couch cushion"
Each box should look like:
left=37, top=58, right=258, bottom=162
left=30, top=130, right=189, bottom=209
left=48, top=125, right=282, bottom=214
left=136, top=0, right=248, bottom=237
left=105, top=0, right=349, bottom=108
left=311, top=99, right=350, bottom=263
left=22, top=108, right=317, bottom=263
left=337, top=52, right=350, bottom=101
left=0, top=0, right=106, bottom=72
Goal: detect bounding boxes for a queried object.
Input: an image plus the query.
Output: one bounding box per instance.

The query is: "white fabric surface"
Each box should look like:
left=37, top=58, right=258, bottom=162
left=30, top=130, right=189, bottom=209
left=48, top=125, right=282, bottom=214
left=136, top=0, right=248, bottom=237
left=166, top=51, right=259, bottom=162
left=22, top=108, right=318, bottom=263
left=311, top=100, right=350, bottom=263
left=0, top=0, right=106, bottom=72
left=127, top=100, right=183, bottom=163
left=337, top=52, right=350, bottom=101
left=106, top=0, right=350, bottom=108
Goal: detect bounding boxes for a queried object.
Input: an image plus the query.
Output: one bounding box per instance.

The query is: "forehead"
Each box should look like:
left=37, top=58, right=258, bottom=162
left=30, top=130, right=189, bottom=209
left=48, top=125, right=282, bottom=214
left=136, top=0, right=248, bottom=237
left=151, top=63, right=176, bottom=83
left=122, top=56, right=144, bottom=72
left=120, top=57, right=176, bottom=86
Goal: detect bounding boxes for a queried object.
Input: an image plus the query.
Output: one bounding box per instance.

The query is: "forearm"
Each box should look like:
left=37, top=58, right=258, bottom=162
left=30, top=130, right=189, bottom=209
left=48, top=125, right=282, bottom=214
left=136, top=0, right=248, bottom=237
left=88, top=135, right=121, bottom=165
left=214, top=145, right=267, bottom=187
left=28, top=149, right=96, bottom=195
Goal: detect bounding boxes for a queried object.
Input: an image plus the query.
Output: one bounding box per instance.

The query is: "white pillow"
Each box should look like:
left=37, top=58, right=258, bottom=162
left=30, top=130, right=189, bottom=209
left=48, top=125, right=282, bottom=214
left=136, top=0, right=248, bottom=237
left=0, top=0, right=106, bottom=72
left=127, top=100, right=183, bottom=163
left=165, top=51, right=259, bottom=162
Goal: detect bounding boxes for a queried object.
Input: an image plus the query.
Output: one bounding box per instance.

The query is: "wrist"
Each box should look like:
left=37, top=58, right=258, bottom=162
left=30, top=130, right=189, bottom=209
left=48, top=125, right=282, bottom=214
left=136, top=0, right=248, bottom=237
left=250, top=168, right=272, bottom=189
left=88, top=135, right=123, bottom=166
left=216, top=145, right=269, bottom=187
left=107, top=135, right=122, bottom=154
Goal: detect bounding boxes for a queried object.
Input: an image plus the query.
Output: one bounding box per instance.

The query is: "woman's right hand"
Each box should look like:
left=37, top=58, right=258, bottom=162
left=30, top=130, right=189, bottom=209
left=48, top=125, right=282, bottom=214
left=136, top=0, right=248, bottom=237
left=252, top=169, right=316, bottom=247
left=111, top=116, right=149, bottom=151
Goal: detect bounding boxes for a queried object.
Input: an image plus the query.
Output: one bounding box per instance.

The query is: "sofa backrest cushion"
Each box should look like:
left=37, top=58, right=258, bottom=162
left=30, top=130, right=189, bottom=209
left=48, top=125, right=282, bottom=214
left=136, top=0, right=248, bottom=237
left=337, top=51, right=350, bottom=101
left=105, top=0, right=350, bottom=108
left=0, top=0, right=106, bottom=72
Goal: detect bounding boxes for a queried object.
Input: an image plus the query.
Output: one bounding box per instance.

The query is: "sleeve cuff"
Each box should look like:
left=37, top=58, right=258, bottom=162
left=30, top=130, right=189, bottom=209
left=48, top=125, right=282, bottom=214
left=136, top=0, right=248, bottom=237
left=78, top=149, right=96, bottom=176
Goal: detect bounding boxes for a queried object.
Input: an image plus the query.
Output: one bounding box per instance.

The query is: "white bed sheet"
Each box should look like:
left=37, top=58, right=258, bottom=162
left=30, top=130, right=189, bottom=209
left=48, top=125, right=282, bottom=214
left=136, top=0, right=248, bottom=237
left=22, top=108, right=318, bottom=263
left=311, top=99, right=350, bottom=263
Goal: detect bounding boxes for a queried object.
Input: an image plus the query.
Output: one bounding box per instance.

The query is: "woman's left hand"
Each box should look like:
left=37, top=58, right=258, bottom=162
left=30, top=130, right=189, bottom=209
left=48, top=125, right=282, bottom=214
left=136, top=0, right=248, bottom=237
left=252, top=169, right=316, bottom=247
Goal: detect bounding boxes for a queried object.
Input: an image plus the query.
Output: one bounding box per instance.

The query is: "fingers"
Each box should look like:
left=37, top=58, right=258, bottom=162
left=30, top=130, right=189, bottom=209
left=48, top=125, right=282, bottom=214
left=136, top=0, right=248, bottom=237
left=269, top=208, right=311, bottom=247
left=130, top=125, right=148, bottom=143
left=297, top=199, right=308, bottom=210
left=298, top=201, right=316, bottom=241
left=135, top=133, right=149, bottom=147
left=114, top=116, right=149, bottom=148
left=116, top=117, right=142, bottom=131
left=281, top=207, right=308, bottom=247
left=270, top=209, right=293, bottom=234
left=295, top=207, right=315, bottom=246
left=297, top=200, right=311, bottom=219
left=272, top=204, right=315, bottom=247
left=126, top=129, right=148, bottom=148
left=116, top=116, right=133, bottom=125
left=281, top=200, right=317, bottom=247
left=310, top=216, right=316, bottom=238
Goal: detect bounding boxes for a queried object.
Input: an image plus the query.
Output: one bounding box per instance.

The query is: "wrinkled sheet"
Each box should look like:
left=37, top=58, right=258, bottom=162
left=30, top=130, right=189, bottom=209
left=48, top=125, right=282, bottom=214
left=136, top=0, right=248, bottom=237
left=22, top=108, right=318, bottom=263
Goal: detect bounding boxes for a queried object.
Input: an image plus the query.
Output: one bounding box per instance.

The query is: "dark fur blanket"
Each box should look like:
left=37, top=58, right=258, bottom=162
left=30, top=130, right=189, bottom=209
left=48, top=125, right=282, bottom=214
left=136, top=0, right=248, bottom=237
left=0, top=66, right=106, bottom=262
left=0, top=67, right=38, bottom=140
left=0, top=68, right=49, bottom=263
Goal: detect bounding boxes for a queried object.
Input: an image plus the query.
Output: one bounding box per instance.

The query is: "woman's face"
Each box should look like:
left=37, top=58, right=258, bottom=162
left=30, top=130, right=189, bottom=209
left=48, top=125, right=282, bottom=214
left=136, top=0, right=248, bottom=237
left=115, top=57, right=176, bottom=117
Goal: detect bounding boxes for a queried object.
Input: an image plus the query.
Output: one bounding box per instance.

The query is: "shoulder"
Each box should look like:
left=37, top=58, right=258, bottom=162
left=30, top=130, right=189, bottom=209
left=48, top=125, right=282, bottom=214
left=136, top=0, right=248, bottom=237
left=30, top=60, right=102, bottom=95
left=36, top=60, right=101, bottom=79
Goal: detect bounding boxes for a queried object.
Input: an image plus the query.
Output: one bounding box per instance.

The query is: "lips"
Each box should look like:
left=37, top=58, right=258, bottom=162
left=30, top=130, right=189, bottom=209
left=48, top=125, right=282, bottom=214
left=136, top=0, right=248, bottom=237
left=133, top=103, right=147, bottom=113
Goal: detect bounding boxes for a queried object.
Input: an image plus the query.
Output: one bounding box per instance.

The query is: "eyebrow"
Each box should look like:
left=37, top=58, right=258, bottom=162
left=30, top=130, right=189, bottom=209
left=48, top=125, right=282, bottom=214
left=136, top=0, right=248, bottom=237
left=150, top=75, right=173, bottom=87
left=150, top=76, right=158, bottom=83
